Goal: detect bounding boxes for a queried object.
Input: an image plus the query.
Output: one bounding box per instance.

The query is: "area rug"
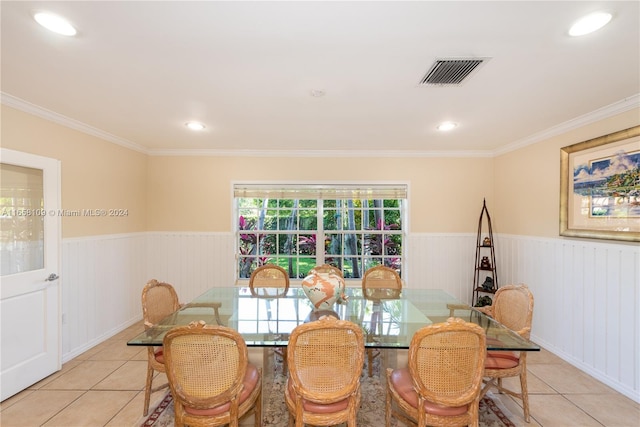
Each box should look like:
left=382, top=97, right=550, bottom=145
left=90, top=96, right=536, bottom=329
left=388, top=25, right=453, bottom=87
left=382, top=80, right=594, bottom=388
left=139, top=358, right=516, bottom=427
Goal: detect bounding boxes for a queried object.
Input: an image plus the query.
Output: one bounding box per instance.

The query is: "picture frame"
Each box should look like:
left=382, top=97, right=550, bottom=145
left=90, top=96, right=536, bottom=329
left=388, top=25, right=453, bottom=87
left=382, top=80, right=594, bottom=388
left=560, top=125, right=640, bottom=242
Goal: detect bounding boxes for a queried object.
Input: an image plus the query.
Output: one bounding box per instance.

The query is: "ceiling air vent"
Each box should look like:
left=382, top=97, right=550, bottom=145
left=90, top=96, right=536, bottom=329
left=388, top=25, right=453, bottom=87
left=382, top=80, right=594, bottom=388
left=420, top=58, right=488, bottom=86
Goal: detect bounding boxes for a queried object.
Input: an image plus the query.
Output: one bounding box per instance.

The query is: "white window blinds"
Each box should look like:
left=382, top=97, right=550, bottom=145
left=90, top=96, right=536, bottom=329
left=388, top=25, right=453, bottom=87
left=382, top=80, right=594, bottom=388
left=233, top=184, right=407, bottom=200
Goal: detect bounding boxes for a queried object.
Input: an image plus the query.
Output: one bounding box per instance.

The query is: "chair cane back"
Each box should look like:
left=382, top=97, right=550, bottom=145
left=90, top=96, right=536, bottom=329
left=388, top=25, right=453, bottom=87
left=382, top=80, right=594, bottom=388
left=248, top=264, right=290, bottom=298
left=163, top=321, right=262, bottom=427
left=480, top=284, right=534, bottom=422
left=285, top=315, right=365, bottom=427
left=386, top=317, right=487, bottom=427
left=361, top=265, right=403, bottom=376
left=141, top=279, right=181, bottom=416
left=362, top=265, right=402, bottom=300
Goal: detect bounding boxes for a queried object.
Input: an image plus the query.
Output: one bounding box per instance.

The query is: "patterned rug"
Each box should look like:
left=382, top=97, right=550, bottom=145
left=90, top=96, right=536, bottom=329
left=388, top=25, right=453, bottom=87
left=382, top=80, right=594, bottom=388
left=139, top=357, right=515, bottom=427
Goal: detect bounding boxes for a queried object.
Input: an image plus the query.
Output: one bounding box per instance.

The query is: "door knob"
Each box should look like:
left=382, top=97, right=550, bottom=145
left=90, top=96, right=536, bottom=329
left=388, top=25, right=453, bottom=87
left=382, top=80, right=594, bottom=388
left=46, top=273, right=59, bottom=282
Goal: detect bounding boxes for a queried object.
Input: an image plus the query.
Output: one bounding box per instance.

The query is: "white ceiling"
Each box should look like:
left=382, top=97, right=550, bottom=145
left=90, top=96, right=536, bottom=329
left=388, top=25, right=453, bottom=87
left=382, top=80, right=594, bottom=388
left=2, top=1, right=639, bottom=156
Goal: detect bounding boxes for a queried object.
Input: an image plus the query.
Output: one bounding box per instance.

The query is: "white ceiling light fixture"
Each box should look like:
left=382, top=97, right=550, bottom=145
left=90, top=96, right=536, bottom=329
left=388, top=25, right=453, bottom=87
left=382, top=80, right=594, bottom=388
left=437, top=121, right=458, bottom=132
left=33, top=12, right=77, bottom=36
left=569, top=11, right=612, bottom=36
left=185, top=122, right=205, bottom=131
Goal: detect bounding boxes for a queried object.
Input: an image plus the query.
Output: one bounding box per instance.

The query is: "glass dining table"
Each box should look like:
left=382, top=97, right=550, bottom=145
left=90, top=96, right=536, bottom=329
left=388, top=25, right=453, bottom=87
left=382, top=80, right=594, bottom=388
left=127, top=286, right=539, bottom=352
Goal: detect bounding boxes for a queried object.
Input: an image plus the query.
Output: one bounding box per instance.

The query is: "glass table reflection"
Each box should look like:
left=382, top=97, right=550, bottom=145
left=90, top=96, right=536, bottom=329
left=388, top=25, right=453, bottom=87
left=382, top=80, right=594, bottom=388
left=127, top=286, right=539, bottom=352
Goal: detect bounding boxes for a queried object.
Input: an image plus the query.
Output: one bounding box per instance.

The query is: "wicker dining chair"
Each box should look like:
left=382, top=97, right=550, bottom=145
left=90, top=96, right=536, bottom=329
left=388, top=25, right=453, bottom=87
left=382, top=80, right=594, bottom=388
left=480, top=284, right=535, bottom=422
left=141, top=279, right=181, bottom=416
left=248, top=264, right=289, bottom=371
left=386, top=317, right=487, bottom=427
left=285, top=315, right=365, bottom=427
left=361, top=265, right=402, bottom=376
left=362, top=265, right=402, bottom=300
left=248, top=264, right=290, bottom=298
left=163, top=321, right=262, bottom=427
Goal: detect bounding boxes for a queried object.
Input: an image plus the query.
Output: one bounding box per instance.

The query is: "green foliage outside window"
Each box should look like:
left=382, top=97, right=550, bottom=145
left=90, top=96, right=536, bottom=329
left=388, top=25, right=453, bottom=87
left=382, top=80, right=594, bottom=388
left=237, top=197, right=404, bottom=279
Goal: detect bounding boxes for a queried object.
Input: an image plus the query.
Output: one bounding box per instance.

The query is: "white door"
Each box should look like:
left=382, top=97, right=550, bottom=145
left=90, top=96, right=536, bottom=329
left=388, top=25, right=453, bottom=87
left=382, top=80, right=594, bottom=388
left=0, top=148, right=61, bottom=401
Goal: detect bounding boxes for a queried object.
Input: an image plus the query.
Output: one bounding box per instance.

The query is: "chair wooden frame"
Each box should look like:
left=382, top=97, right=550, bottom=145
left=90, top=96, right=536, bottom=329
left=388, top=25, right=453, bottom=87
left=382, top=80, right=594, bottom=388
left=480, top=284, right=534, bottom=422
left=361, top=265, right=402, bottom=376
left=285, top=316, right=365, bottom=427
left=386, top=317, right=487, bottom=427
left=141, top=279, right=181, bottom=416
left=163, top=321, right=262, bottom=427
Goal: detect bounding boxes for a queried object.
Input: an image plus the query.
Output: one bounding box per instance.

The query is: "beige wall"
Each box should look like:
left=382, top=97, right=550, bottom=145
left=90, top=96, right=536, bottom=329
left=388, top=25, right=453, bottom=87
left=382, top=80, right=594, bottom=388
left=6, top=103, right=638, bottom=239
left=146, top=155, right=494, bottom=233
left=493, top=108, right=640, bottom=238
left=1, top=106, right=148, bottom=238
left=3, top=104, right=495, bottom=237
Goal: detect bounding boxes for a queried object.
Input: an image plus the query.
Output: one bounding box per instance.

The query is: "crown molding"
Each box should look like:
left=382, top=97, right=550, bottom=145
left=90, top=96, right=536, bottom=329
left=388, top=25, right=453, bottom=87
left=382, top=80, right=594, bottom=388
left=145, top=148, right=494, bottom=158
left=493, top=94, right=640, bottom=156
left=3, top=91, right=637, bottom=159
left=1, top=92, right=149, bottom=154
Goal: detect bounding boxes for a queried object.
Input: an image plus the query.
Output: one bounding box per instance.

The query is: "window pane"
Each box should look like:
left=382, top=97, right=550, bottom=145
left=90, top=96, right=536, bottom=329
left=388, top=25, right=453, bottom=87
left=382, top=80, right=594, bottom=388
left=299, top=211, right=317, bottom=230
left=344, top=257, right=363, bottom=279
left=298, top=199, right=317, bottom=209
left=278, top=234, right=297, bottom=255
left=324, top=209, right=339, bottom=230
left=235, top=187, right=405, bottom=279
left=258, top=234, right=275, bottom=257
left=298, top=257, right=315, bottom=278
left=238, top=257, right=256, bottom=278
left=298, top=234, right=316, bottom=255
left=325, top=234, right=343, bottom=255
left=387, top=234, right=403, bottom=255
left=263, top=209, right=277, bottom=230
left=0, top=164, right=44, bottom=276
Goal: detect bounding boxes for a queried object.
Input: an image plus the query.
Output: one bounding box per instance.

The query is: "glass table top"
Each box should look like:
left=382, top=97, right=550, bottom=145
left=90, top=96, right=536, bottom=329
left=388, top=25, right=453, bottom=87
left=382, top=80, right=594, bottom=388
left=127, top=286, right=540, bottom=351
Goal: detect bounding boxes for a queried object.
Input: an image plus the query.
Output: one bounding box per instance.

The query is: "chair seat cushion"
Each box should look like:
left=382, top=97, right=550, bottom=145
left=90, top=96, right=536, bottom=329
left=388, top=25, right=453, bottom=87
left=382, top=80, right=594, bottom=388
left=286, top=378, right=350, bottom=413
left=485, top=351, right=520, bottom=369
left=389, top=368, right=468, bottom=416
left=153, top=348, right=164, bottom=364
left=184, top=363, right=260, bottom=416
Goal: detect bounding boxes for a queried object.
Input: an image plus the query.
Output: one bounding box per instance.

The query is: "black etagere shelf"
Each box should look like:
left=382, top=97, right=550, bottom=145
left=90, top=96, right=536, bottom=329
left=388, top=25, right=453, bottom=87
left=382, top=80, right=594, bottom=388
left=472, top=199, right=498, bottom=307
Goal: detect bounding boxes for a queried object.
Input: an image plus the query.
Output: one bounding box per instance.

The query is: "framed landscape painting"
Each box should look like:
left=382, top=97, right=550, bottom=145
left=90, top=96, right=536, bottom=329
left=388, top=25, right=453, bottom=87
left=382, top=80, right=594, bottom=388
left=560, top=125, right=640, bottom=242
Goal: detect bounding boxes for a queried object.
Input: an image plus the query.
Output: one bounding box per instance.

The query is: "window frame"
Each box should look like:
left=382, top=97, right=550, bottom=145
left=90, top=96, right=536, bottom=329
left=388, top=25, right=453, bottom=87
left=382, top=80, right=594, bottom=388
left=233, top=182, right=409, bottom=284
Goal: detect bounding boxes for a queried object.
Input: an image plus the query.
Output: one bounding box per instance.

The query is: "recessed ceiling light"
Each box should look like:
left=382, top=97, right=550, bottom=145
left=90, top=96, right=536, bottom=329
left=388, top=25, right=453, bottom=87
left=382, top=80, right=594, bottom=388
left=310, top=90, right=326, bottom=97
left=569, top=11, right=612, bottom=36
left=437, top=121, right=457, bottom=131
left=33, top=12, right=77, bottom=36
left=185, top=122, right=205, bottom=131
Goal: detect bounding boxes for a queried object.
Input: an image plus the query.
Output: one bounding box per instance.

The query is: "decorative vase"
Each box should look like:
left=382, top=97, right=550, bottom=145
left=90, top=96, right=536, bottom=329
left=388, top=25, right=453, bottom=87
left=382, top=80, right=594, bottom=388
left=301, top=270, right=347, bottom=310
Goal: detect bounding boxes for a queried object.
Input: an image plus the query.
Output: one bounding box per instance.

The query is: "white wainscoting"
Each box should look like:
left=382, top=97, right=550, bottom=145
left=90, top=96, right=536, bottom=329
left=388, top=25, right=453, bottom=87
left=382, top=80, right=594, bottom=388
left=61, top=231, right=639, bottom=402
left=61, top=232, right=235, bottom=362
left=409, top=232, right=639, bottom=402
left=145, top=232, right=236, bottom=302
left=495, top=234, right=639, bottom=403
left=405, top=233, right=477, bottom=301
left=61, top=233, right=147, bottom=361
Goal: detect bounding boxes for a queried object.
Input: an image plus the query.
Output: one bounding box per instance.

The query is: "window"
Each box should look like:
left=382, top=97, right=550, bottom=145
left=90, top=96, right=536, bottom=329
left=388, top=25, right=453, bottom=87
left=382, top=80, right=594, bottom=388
left=235, top=184, right=407, bottom=280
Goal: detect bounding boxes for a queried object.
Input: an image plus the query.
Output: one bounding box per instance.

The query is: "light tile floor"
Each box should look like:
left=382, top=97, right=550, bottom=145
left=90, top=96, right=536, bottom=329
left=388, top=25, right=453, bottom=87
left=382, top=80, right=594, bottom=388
left=1, top=322, right=639, bottom=427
